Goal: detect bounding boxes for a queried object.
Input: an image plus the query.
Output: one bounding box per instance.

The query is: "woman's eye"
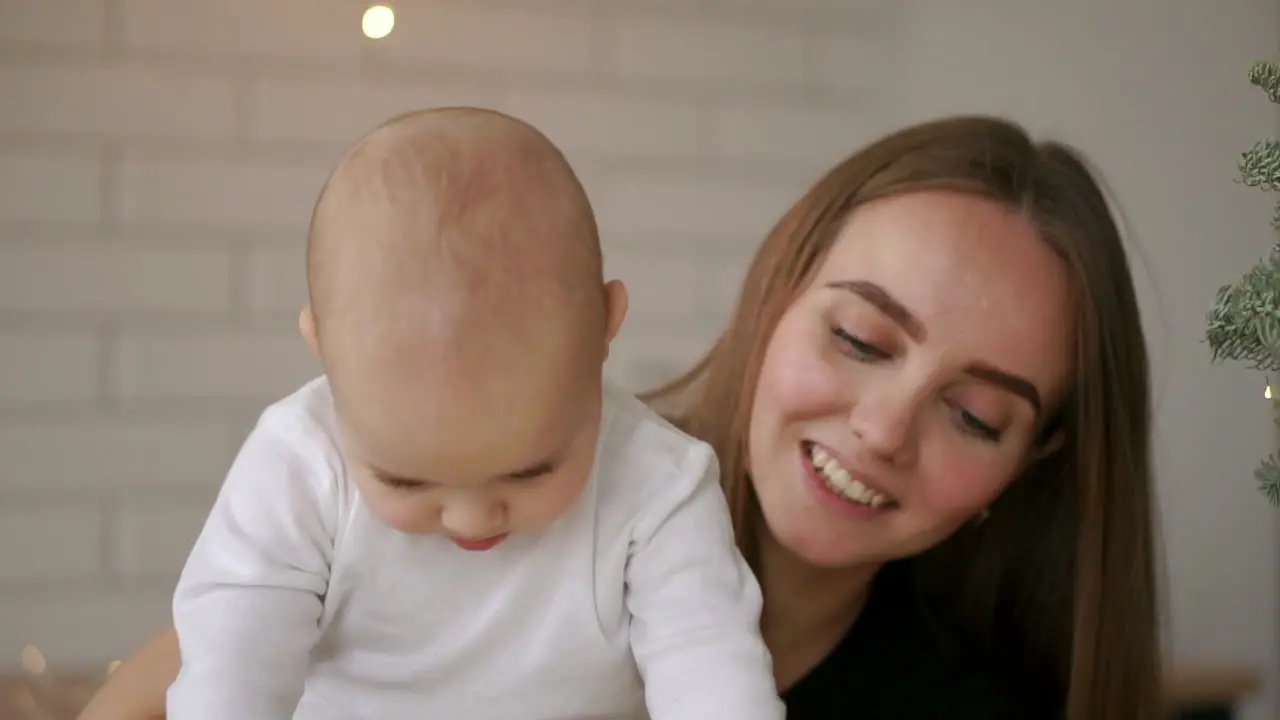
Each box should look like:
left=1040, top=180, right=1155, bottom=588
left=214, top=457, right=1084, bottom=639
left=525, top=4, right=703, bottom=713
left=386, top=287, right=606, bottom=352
left=956, top=407, right=1002, bottom=442
left=830, top=326, right=888, bottom=361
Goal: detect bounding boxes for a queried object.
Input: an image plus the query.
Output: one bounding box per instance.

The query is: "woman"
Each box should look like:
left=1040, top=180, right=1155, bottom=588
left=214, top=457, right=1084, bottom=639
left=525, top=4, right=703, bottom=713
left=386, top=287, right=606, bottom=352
left=78, top=115, right=1160, bottom=719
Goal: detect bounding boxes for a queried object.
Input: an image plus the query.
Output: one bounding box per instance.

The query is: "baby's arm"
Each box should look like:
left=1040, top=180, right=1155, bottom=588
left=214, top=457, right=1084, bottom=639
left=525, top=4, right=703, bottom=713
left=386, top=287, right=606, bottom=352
left=166, top=409, right=337, bottom=719
left=626, top=443, right=786, bottom=720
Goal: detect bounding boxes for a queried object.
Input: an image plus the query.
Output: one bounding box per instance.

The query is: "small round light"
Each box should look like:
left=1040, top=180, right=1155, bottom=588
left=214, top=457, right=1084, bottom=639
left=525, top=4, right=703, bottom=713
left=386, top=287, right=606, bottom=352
left=362, top=4, right=395, bottom=40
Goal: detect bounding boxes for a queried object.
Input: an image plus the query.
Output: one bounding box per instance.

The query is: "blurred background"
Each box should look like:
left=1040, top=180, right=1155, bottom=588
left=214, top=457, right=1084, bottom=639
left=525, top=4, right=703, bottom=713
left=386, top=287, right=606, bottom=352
left=0, top=0, right=1277, bottom=718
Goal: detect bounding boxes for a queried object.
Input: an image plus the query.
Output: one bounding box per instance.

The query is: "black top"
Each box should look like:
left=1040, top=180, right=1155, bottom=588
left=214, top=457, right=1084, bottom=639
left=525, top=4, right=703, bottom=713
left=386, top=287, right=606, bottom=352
left=781, top=561, right=1052, bottom=719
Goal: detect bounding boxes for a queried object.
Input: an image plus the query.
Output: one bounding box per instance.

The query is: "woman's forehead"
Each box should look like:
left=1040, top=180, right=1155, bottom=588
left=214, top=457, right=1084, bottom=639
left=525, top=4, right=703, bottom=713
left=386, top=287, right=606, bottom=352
left=811, top=191, right=1077, bottom=397
left=818, top=192, right=1066, bottom=310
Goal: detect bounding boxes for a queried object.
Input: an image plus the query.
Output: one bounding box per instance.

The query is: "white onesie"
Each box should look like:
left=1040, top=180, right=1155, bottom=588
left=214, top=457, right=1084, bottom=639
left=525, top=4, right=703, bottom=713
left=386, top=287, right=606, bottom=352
left=167, top=376, right=785, bottom=720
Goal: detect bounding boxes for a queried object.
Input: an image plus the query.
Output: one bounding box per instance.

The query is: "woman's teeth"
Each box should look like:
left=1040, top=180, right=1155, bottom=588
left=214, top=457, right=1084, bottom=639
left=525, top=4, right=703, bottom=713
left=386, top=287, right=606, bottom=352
left=808, top=443, right=893, bottom=508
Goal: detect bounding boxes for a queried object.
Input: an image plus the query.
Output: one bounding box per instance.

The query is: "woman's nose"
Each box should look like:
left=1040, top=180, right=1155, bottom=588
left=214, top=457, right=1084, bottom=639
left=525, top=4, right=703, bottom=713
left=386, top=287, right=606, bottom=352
left=847, top=387, right=918, bottom=463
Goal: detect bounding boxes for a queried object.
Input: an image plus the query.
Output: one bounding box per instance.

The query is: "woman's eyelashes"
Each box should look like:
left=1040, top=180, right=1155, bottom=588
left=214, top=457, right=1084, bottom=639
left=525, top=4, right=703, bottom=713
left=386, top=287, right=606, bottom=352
left=829, top=323, right=1004, bottom=443
left=830, top=325, right=889, bottom=361
left=952, top=404, right=1002, bottom=442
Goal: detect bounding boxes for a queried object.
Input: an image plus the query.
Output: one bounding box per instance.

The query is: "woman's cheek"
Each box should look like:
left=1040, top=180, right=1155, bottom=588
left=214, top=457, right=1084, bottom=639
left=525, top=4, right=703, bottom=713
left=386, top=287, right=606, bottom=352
left=913, top=456, right=1013, bottom=521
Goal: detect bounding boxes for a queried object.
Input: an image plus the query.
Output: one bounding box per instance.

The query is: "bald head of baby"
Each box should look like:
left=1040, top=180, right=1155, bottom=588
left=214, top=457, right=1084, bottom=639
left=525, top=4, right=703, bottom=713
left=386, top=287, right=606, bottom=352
left=307, top=107, right=608, bottom=355
left=301, top=107, right=627, bottom=538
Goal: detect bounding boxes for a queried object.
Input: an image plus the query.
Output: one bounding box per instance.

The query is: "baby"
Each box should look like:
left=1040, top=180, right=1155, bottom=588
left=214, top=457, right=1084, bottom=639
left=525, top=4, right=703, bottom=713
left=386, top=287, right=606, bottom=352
left=166, top=108, right=785, bottom=720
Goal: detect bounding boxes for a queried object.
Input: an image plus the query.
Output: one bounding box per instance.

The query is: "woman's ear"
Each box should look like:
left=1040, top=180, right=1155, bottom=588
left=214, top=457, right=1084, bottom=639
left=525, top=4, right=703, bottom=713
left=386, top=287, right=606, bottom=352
left=1034, top=428, right=1067, bottom=460
left=1013, top=412, right=1064, bottom=468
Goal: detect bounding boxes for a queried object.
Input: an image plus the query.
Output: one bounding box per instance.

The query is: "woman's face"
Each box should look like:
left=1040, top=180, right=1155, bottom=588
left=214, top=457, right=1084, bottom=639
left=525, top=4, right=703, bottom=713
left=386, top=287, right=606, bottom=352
left=747, top=190, right=1076, bottom=568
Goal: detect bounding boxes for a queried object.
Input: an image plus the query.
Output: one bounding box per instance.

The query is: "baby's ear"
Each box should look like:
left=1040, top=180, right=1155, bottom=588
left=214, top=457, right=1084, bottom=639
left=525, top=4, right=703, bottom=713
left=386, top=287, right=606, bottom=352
left=299, top=305, right=319, bottom=355
left=603, top=279, right=629, bottom=358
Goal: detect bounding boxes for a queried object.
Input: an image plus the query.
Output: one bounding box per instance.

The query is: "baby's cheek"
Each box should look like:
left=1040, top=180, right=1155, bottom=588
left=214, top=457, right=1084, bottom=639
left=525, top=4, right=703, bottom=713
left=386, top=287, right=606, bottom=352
left=520, top=473, right=590, bottom=528
left=368, top=492, right=440, bottom=535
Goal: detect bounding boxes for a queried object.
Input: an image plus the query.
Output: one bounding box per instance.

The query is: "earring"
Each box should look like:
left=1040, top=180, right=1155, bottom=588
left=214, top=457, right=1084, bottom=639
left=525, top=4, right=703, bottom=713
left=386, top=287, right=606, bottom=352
left=973, top=507, right=991, bottom=525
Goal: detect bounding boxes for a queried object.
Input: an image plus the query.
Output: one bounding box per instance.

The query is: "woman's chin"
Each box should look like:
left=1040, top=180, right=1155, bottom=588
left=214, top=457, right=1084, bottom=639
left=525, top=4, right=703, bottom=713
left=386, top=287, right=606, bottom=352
left=763, top=509, right=878, bottom=569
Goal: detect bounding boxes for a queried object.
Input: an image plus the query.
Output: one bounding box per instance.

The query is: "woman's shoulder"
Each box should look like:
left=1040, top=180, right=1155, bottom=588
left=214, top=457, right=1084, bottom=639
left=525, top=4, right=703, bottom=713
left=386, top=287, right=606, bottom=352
left=782, top=562, right=1055, bottom=719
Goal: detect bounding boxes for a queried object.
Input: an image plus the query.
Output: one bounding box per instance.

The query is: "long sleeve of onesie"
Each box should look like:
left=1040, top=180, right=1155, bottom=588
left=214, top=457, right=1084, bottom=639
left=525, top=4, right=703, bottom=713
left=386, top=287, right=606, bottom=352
left=167, top=407, right=338, bottom=720
left=626, top=442, right=787, bottom=720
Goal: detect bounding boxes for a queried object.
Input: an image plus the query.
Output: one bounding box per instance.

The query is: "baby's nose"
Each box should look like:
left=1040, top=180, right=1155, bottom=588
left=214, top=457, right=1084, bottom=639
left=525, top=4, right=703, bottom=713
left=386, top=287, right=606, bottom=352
left=441, top=497, right=506, bottom=537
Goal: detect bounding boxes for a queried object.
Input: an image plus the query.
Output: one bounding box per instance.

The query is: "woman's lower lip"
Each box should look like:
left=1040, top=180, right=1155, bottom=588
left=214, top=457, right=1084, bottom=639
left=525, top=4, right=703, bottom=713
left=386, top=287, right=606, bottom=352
left=450, top=533, right=509, bottom=551
left=799, top=445, right=891, bottom=519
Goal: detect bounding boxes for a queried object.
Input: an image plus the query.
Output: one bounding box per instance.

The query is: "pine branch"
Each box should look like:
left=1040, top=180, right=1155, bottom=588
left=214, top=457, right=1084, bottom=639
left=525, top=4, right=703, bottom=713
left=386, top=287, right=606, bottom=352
left=1205, top=248, right=1280, bottom=371
left=1249, top=60, right=1280, bottom=102
left=1239, top=140, right=1280, bottom=192
left=1206, top=61, right=1280, bottom=505
left=1238, top=139, right=1280, bottom=230
left=1242, top=62, right=1280, bottom=228
left=1257, top=452, right=1280, bottom=505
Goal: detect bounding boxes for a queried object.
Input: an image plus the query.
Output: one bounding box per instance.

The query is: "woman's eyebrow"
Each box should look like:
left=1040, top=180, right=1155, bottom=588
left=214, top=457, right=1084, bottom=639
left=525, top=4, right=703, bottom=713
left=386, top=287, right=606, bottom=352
left=965, top=362, right=1042, bottom=414
left=825, top=279, right=926, bottom=341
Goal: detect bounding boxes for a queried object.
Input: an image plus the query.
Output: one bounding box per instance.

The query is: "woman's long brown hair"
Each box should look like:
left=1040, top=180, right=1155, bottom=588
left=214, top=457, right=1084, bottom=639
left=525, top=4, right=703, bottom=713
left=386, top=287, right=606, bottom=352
left=641, top=116, right=1161, bottom=719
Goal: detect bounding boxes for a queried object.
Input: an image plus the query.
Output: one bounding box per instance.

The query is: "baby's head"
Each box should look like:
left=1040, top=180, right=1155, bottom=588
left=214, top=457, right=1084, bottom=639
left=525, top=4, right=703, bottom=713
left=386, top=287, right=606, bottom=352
left=301, top=107, right=627, bottom=547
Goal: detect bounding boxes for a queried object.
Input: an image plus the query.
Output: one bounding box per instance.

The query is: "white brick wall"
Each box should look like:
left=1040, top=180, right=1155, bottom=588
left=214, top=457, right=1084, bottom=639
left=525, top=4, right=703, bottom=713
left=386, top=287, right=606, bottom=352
left=0, top=0, right=902, bottom=667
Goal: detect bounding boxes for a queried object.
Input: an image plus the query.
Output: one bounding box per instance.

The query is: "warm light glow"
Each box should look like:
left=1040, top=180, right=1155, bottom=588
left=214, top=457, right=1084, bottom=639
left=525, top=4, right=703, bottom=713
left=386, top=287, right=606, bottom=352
left=1267, top=383, right=1273, bottom=400
left=21, top=645, right=46, bottom=675
left=362, top=4, right=395, bottom=39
